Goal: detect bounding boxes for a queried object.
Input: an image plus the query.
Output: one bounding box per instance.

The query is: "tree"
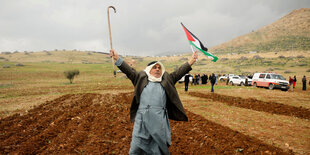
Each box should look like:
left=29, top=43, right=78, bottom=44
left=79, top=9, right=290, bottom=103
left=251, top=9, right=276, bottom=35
left=64, top=69, right=80, bottom=84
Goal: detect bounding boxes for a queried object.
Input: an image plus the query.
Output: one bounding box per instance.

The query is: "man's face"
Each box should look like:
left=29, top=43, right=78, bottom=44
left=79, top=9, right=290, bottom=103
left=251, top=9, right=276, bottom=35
left=150, top=64, right=162, bottom=78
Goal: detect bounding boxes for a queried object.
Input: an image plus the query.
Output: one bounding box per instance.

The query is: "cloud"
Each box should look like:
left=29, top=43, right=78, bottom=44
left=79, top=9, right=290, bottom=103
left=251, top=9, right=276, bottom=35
left=0, top=0, right=309, bottom=55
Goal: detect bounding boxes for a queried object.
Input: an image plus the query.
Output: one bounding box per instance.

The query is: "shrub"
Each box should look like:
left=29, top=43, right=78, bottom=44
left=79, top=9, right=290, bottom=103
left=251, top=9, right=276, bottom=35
left=3, top=65, right=10, bottom=68
left=284, top=70, right=292, bottom=73
left=64, top=69, right=80, bottom=84
left=296, top=55, right=305, bottom=58
left=297, top=63, right=307, bottom=66
left=15, top=63, right=24, bottom=66
left=239, top=56, right=248, bottom=60
left=278, top=55, right=285, bottom=59
left=287, top=56, right=294, bottom=60
left=253, top=55, right=262, bottom=59
left=220, top=58, right=228, bottom=61
left=307, top=69, right=310, bottom=72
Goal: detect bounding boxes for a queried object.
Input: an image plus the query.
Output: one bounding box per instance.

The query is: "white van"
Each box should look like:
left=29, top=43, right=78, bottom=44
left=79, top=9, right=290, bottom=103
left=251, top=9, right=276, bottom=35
left=251, top=73, right=289, bottom=91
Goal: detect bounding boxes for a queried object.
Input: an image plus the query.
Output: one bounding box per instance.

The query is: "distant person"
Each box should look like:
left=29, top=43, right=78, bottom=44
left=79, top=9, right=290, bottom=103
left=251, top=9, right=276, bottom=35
left=210, top=73, right=216, bottom=92
left=190, top=75, right=193, bottom=85
left=195, top=74, right=199, bottom=85
left=293, top=75, right=297, bottom=88
left=184, top=73, right=191, bottom=91
left=226, top=76, right=230, bottom=85
left=245, top=77, right=248, bottom=86
left=302, top=76, right=307, bottom=91
left=201, top=74, right=207, bottom=84
left=289, top=76, right=294, bottom=91
left=110, top=49, right=198, bottom=154
left=209, top=74, right=212, bottom=82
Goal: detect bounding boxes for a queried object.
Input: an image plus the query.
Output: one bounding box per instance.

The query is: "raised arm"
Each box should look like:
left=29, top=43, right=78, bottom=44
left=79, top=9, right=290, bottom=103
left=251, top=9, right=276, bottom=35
left=188, top=51, right=198, bottom=66
left=109, top=49, right=139, bottom=84
left=169, top=51, right=198, bottom=83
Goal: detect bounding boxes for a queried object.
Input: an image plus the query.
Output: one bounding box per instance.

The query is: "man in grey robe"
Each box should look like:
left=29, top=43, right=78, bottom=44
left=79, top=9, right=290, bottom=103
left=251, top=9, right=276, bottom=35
left=110, top=49, right=198, bottom=154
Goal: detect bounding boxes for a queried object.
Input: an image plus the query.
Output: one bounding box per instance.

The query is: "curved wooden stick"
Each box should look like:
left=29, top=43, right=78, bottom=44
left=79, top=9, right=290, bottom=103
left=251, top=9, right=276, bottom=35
left=107, top=6, right=116, bottom=77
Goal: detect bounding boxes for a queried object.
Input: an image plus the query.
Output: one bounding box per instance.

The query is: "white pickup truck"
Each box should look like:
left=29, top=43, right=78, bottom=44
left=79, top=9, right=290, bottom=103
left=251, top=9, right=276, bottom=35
left=219, top=74, right=234, bottom=82
left=229, top=75, right=252, bottom=86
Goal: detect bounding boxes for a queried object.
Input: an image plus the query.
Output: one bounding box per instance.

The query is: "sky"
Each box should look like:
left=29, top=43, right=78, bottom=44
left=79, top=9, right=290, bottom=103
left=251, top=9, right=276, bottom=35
left=0, top=0, right=309, bottom=56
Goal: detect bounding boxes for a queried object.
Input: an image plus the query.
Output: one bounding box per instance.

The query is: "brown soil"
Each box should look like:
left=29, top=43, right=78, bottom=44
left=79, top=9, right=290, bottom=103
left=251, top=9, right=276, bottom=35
left=189, top=92, right=310, bottom=120
left=0, top=93, right=293, bottom=154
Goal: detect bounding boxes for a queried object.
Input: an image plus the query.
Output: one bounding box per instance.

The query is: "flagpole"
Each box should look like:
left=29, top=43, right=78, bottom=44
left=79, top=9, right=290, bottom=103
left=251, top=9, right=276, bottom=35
left=107, top=6, right=117, bottom=77
left=190, top=45, right=194, bottom=53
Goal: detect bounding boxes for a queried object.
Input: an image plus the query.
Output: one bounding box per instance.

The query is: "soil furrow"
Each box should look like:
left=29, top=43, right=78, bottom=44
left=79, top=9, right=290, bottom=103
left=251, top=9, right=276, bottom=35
left=189, top=92, right=310, bottom=120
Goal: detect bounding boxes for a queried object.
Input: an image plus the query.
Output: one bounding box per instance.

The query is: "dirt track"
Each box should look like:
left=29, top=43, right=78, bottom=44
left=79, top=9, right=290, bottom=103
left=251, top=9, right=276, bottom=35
left=189, top=92, right=310, bottom=120
left=0, top=93, right=292, bottom=154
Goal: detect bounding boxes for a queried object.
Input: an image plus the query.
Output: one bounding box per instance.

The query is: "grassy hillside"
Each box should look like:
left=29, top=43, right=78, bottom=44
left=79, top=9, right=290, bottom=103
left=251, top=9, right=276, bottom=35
left=1, top=50, right=309, bottom=78
left=211, top=8, right=310, bottom=54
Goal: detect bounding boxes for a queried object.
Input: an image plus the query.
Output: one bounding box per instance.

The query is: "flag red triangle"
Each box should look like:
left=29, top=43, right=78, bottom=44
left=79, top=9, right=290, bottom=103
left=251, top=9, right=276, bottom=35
left=181, top=24, right=195, bottom=42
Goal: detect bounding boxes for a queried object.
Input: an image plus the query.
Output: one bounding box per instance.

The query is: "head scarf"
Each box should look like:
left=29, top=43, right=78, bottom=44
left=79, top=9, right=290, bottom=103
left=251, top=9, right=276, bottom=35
left=144, top=61, right=165, bottom=82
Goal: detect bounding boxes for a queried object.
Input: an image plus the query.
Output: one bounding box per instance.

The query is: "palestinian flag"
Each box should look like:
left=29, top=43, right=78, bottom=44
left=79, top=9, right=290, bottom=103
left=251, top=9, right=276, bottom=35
left=181, top=23, right=218, bottom=62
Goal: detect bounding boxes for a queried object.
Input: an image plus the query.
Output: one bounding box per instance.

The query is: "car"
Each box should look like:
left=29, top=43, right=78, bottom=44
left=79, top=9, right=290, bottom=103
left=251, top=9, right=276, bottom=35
left=178, top=75, right=185, bottom=83
left=229, top=75, right=249, bottom=86
left=251, top=73, right=289, bottom=91
left=239, top=75, right=252, bottom=86
left=219, top=74, right=234, bottom=82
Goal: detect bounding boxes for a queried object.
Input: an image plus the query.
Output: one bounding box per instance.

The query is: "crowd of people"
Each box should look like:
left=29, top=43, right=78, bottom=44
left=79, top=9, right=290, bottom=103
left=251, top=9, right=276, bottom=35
left=184, top=73, right=217, bottom=92
left=289, top=75, right=309, bottom=91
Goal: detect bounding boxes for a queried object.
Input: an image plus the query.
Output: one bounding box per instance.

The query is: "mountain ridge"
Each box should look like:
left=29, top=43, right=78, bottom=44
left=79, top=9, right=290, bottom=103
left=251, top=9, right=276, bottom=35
left=211, top=8, right=310, bottom=54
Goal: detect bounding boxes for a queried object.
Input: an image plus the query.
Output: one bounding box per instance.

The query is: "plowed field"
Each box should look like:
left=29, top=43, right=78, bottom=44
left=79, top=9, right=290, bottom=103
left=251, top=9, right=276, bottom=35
left=0, top=93, right=293, bottom=154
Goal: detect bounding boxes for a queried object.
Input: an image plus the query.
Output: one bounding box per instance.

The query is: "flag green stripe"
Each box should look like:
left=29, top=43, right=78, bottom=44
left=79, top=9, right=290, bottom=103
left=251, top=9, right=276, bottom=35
left=189, top=41, right=218, bottom=62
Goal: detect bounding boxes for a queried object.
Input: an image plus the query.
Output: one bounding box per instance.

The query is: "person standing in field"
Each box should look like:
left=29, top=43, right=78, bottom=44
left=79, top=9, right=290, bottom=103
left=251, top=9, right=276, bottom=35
left=189, top=75, right=193, bottom=85
left=226, top=75, right=230, bottom=85
left=293, top=75, right=297, bottom=88
left=302, top=75, right=307, bottom=91
left=210, top=73, right=216, bottom=92
left=289, top=76, right=294, bottom=91
left=184, top=73, right=191, bottom=91
left=110, top=49, right=198, bottom=154
left=201, top=74, right=207, bottom=84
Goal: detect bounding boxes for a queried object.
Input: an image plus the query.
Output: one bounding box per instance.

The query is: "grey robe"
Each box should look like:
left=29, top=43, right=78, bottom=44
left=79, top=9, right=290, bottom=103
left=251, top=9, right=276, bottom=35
left=129, top=82, right=171, bottom=155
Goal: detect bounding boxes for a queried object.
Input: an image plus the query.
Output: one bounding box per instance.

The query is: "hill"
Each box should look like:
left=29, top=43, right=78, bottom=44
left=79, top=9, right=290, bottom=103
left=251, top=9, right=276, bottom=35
left=211, top=8, right=310, bottom=54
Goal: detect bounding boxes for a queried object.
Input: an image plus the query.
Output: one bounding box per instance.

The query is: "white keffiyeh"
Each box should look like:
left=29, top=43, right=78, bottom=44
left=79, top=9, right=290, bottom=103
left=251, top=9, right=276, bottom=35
left=144, top=61, right=165, bottom=82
